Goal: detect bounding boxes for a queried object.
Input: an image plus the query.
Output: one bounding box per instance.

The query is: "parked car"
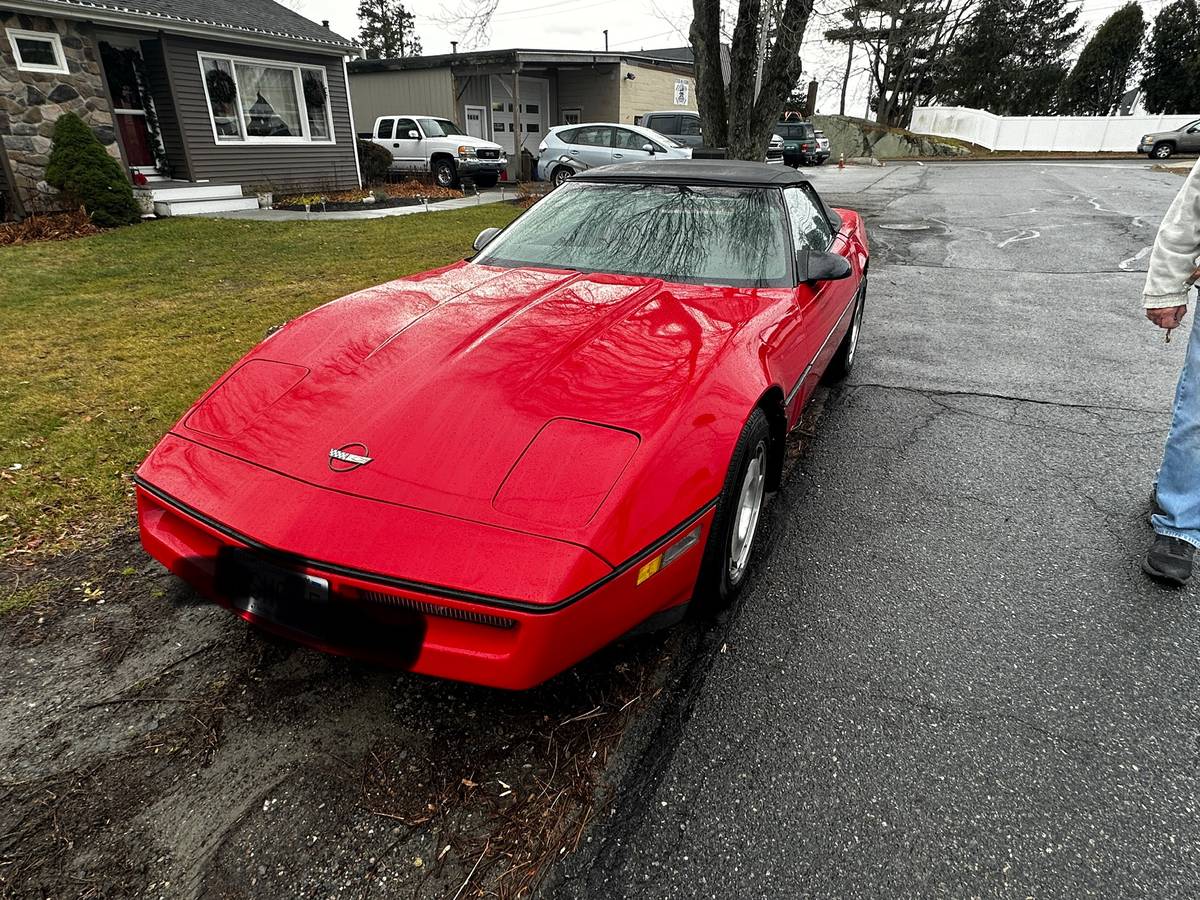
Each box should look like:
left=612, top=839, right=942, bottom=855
left=641, top=110, right=786, bottom=164
left=776, top=121, right=829, bottom=167
left=536, top=122, right=691, bottom=187
left=815, top=129, right=831, bottom=161
left=134, top=160, right=869, bottom=690
left=1139, top=119, right=1200, bottom=160
left=640, top=111, right=705, bottom=148
left=363, top=115, right=507, bottom=188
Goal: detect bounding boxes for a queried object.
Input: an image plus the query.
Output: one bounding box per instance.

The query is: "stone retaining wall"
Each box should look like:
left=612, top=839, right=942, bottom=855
left=812, top=114, right=970, bottom=161
left=0, top=12, right=120, bottom=214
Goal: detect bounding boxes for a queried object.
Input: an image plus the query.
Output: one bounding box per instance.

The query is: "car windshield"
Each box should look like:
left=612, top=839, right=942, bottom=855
left=419, top=118, right=465, bottom=137
left=646, top=129, right=682, bottom=149
left=473, top=181, right=791, bottom=288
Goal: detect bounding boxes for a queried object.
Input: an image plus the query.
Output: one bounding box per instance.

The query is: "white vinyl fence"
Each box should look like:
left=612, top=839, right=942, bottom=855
left=910, top=106, right=1197, bottom=152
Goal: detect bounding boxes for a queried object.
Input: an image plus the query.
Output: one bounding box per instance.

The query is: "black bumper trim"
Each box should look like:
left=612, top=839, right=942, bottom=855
left=134, top=475, right=718, bottom=615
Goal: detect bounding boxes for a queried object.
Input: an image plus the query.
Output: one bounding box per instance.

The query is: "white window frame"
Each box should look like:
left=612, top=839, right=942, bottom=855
left=197, top=51, right=336, bottom=146
left=7, top=28, right=69, bottom=75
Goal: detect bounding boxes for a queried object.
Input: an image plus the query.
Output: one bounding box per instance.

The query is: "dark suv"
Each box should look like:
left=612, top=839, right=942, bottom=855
left=776, top=121, right=828, bottom=167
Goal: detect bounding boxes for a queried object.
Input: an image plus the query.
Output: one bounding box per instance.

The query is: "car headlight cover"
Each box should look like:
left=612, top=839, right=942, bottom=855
left=494, top=419, right=639, bottom=527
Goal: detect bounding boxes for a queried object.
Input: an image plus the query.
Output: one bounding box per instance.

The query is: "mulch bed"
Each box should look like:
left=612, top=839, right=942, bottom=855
left=0, top=208, right=101, bottom=246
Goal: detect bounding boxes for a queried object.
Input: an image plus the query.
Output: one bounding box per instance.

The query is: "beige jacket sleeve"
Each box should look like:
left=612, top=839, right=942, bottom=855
left=1144, top=158, right=1200, bottom=309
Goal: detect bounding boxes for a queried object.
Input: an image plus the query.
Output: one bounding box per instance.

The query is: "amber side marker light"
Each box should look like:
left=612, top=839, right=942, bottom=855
left=636, top=525, right=702, bottom=585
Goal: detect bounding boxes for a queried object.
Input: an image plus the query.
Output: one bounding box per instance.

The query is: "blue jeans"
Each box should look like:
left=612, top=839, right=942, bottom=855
left=1154, top=304, right=1200, bottom=549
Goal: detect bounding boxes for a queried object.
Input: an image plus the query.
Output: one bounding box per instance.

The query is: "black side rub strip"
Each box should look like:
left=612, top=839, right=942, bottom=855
left=134, top=475, right=718, bottom=615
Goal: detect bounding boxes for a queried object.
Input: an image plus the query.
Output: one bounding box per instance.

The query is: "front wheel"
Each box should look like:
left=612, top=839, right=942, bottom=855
left=1152, top=142, right=1174, bottom=160
left=433, top=158, right=459, bottom=188
left=693, top=408, right=771, bottom=612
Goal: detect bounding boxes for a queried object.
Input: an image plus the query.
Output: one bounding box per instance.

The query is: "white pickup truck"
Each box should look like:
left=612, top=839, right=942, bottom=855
left=364, top=115, right=508, bottom=188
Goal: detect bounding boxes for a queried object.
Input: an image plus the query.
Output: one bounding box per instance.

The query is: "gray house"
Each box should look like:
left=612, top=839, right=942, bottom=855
left=348, top=48, right=700, bottom=181
left=1, top=0, right=361, bottom=219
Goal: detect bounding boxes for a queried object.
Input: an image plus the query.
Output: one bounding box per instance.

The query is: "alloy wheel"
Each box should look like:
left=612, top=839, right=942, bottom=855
left=728, top=440, right=767, bottom=584
left=846, top=293, right=864, bottom=369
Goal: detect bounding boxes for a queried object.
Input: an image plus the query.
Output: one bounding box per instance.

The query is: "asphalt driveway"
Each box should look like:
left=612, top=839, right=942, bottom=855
left=556, top=161, right=1200, bottom=898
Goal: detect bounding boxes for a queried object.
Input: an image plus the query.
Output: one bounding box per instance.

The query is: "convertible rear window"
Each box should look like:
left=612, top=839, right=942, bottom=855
left=472, top=181, right=791, bottom=288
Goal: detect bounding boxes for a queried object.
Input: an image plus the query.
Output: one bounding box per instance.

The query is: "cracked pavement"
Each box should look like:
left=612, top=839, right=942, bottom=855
left=555, top=161, right=1200, bottom=898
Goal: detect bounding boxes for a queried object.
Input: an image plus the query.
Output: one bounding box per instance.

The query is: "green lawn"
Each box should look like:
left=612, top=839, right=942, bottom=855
left=0, top=206, right=520, bottom=556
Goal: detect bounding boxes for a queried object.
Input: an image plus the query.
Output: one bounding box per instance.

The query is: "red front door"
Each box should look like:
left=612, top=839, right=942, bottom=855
left=115, top=112, right=155, bottom=167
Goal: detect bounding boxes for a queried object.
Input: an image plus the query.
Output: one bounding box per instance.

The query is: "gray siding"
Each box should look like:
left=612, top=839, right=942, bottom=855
left=137, top=37, right=189, bottom=180
left=160, top=35, right=358, bottom=191
left=348, top=69, right=455, bottom=131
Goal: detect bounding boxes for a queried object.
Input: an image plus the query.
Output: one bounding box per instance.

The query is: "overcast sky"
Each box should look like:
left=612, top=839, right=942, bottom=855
left=295, top=0, right=1168, bottom=114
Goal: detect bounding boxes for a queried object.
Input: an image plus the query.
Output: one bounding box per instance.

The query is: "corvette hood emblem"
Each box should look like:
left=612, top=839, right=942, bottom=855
left=328, top=443, right=373, bottom=472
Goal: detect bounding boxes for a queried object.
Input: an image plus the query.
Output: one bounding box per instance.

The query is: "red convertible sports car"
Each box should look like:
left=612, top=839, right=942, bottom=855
left=135, top=160, right=868, bottom=689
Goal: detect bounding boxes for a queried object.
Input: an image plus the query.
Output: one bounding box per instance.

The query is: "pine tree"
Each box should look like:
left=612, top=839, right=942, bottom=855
left=44, top=113, right=141, bottom=227
left=1008, top=0, right=1083, bottom=114
left=1142, top=0, right=1200, bottom=114
left=1058, top=3, right=1146, bottom=114
left=934, top=0, right=1080, bottom=115
left=357, top=0, right=422, bottom=60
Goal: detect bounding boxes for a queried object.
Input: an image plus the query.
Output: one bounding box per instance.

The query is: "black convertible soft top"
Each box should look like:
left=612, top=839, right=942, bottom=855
left=576, top=159, right=814, bottom=188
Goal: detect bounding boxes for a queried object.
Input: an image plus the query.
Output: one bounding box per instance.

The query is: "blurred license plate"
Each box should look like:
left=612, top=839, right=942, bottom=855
left=219, top=551, right=329, bottom=622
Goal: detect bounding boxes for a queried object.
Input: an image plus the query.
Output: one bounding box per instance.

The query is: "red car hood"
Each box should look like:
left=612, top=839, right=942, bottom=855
left=166, top=262, right=764, bottom=544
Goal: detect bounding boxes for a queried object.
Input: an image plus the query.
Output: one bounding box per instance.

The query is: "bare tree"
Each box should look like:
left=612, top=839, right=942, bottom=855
left=691, top=0, right=818, bottom=159
left=826, top=0, right=976, bottom=126
left=441, top=0, right=814, bottom=160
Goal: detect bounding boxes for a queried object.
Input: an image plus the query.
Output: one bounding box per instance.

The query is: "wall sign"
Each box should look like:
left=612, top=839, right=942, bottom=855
left=674, top=80, right=689, bottom=106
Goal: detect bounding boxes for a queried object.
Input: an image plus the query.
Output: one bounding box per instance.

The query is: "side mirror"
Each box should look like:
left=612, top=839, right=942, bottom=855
left=798, top=249, right=852, bottom=283
left=642, top=143, right=656, bottom=155
left=406, top=130, right=419, bottom=139
left=473, top=227, right=501, bottom=252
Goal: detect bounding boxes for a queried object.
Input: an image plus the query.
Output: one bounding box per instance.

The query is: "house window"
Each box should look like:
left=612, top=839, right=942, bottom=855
left=198, top=52, right=334, bottom=144
left=7, top=29, right=69, bottom=74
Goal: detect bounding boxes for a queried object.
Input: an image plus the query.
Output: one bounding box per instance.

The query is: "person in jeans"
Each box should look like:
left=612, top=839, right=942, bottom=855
left=1144, top=158, right=1200, bottom=585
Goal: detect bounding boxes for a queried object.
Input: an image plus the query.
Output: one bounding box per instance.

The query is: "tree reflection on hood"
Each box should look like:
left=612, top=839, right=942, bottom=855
left=475, top=182, right=790, bottom=288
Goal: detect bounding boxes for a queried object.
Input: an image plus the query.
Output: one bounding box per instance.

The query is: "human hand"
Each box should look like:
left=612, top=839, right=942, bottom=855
left=1147, top=305, right=1189, bottom=331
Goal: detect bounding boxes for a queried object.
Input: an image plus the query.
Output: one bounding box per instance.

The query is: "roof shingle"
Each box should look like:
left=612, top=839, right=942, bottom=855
left=36, top=0, right=356, bottom=49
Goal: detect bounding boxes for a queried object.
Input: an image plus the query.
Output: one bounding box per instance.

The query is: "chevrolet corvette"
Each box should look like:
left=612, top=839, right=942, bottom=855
left=135, top=160, right=869, bottom=689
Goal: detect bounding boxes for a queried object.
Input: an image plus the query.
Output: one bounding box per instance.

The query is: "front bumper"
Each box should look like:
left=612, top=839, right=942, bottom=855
left=459, top=156, right=507, bottom=174
left=1138, top=142, right=1154, bottom=154
left=135, top=437, right=710, bottom=690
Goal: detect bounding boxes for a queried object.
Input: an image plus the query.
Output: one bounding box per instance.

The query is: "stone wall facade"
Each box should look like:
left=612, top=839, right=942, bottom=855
left=0, top=11, right=120, bottom=215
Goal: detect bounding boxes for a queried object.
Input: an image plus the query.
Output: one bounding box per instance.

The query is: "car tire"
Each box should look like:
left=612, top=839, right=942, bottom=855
left=551, top=166, right=573, bottom=188
left=692, top=408, right=772, bottom=613
left=433, top=158, right=459, bottom=188
left=474, top=173, right=499, bottom=189
left=826, top=280, right=866, bottom=382
left=1152, top=142, right=1175, bottom=160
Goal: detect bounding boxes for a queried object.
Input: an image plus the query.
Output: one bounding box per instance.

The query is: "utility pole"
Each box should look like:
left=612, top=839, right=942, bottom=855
left=603, top=29, right=608, bottom=51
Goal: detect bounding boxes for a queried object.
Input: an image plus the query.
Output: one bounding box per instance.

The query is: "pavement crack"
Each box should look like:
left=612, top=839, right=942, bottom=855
left=846, top=382, right=1160, bottom=416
